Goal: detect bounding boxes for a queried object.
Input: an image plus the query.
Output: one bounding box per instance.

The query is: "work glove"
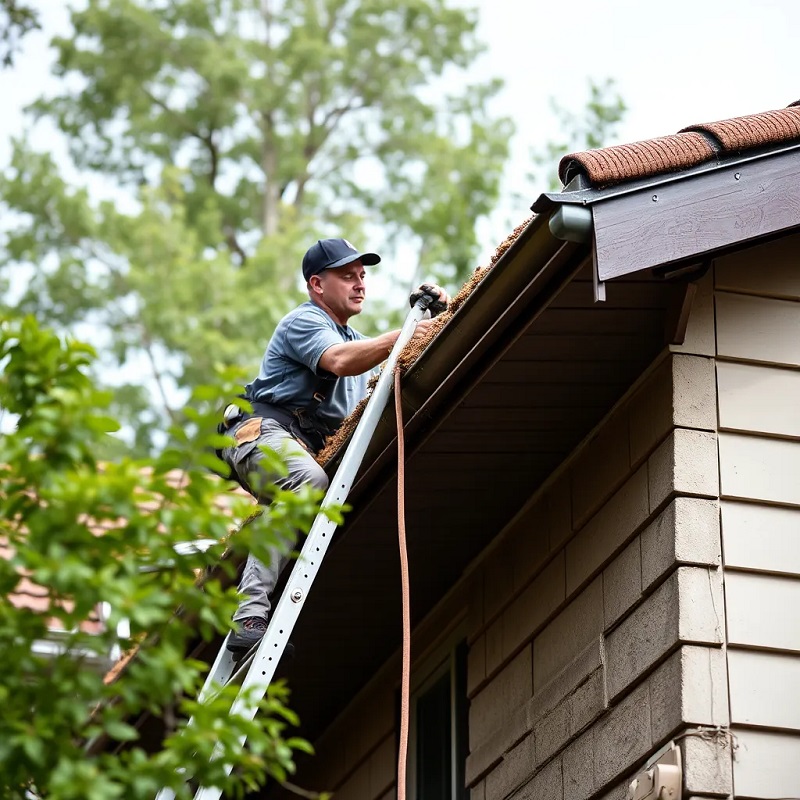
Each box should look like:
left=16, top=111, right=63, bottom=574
left=409, top=283, right=449, bottom=317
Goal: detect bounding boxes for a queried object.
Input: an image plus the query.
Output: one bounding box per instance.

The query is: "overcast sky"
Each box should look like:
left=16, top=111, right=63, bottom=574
left=1, top=0, right=798, bottom=260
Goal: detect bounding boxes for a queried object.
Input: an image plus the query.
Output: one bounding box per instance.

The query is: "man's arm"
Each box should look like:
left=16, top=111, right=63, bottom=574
left=319, top=283, right=450, bottom=377
left=319, top=324, right=434, bottom=377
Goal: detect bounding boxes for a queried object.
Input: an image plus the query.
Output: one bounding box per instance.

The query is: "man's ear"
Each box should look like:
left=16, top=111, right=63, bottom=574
left=309, top=275, right=324, bottom=295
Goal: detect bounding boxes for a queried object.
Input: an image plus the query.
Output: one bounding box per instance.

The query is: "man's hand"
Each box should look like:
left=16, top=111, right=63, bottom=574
left=409, top=283, right=451, bottom=316
left=320, top=284, right=450, bottom=376
left=411, top=317, right=438, bottom=341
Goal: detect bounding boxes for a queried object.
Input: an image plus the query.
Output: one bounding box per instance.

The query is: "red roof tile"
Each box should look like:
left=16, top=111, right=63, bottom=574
left=681, top=107, right=800, bottom=152
left=559, top=102, right=800, bottom=188
left=3, top=470, right=252, bottom=649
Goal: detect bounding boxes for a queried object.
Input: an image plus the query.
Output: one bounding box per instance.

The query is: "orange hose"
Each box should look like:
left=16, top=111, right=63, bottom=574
left=394, top=367, right=411, bottom=800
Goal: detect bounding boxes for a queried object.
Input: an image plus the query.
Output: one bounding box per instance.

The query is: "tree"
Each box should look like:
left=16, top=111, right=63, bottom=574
left=0, top=0, right=39, bottom=66
left=0, top=311, right=330, bottom=799
left=528, top=77, right=627, bottom=192
left=0, top=0, right=513, bottom=453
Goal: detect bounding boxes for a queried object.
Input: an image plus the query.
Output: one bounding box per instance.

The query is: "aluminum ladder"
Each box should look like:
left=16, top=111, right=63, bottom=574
left=156, top=292, right=438, bottom=800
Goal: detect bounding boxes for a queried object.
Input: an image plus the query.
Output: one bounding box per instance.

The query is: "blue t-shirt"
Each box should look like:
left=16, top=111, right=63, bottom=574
left=246, top=302, right=372, bottom=429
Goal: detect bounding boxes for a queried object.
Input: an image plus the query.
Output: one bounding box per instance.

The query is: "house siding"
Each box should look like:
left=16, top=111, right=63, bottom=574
left=299, top=366, right=725, bottom=799
left=291, top=281, right=727, bottom=800
left=465, top=322, right=726, bottom=800
left=289, top=234, right=800, bottom=800
left=715, top=232, right=800, bottom=799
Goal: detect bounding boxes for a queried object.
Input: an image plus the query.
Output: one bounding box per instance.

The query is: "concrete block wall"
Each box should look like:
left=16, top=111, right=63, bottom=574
left=714, top=232, right=800, bottom=800
left=286, top=232, right=800, bottom=800
left=465, top=313, right=726, bottom=800
left=293, top=279, right=728, bottom=800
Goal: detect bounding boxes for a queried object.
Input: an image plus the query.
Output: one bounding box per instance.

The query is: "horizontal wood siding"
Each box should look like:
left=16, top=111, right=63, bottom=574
left=715, top=230, right=800, bottom=800
left=720, top=503, right=800, bottom=576
left=717, top=361, right=800, bottom=438
left=718, top=434, right=800, bottom=506
left=716, top=291, right=800, bottom=367
left=727, top=650, right=800, bottom=729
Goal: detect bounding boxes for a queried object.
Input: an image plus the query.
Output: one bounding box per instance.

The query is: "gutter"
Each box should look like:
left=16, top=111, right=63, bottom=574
left=330, top=214, right=590, bottom=529
left=531, top=141, right=800, bottom=301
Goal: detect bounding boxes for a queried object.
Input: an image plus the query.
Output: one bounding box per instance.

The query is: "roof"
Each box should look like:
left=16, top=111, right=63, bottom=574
left=2, top=536, right=104, bottom=634
left=559, top=102, right=800, bottom=188
left=276, top=100, right=800, bottom=746
left=103, top=99, right=800, bottom=760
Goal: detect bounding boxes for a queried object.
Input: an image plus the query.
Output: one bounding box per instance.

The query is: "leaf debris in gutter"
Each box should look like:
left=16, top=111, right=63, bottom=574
left=316, top=217, right=533, bottom=465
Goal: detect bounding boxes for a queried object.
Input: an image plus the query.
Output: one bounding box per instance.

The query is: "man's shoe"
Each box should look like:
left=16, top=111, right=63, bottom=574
left=227, top=616, right=268, bottom=653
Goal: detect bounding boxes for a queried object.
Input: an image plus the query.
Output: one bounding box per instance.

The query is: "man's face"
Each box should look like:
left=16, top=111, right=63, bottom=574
left=316, top=260, right=366, bottom=322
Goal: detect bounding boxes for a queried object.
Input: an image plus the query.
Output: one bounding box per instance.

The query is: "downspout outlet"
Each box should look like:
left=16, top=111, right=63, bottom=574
left=549, top=204, right=593, bottom=243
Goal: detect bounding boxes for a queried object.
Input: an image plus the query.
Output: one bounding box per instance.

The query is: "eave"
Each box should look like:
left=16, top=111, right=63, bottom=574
left=123, top=150, right=800, bottom=758
left=534, top=143, right=800, bottom=296
left=279, top=217, right=685, bottom=744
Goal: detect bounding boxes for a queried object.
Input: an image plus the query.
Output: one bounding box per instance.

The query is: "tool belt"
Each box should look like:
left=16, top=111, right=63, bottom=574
left=249, top=400, right=332, bottom=454
left=218, top=397, right=334, bottom=455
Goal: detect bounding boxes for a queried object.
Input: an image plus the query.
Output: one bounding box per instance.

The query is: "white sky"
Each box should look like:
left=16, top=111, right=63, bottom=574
left=0, top=0, right=796, bottom=432
left=1, top=0, right=798, bottom=261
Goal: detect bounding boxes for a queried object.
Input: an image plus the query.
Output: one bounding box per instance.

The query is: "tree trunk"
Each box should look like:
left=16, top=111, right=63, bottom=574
left=261, top=128, right=281, bottom=236
left=260, top=0, right=279, bottom=238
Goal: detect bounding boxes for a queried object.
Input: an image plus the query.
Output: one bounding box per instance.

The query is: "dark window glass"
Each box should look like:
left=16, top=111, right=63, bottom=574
left=415, top=642, right=468, bottom=800
left=416, top=670, right=451, bottom=800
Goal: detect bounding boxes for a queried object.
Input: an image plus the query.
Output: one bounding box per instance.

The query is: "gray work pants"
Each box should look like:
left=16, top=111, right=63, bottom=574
left=223, top=417, right=329, bottom=622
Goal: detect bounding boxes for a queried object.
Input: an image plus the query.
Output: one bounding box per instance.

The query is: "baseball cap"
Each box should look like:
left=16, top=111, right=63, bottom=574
left=302, top=238, right=381, bottom=282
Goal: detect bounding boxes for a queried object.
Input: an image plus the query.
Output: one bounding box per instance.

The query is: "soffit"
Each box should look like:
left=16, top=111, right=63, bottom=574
left=278, top=248, right=678, bottom=745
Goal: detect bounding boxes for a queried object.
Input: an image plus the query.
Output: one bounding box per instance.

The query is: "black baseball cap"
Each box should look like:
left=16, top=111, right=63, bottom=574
left=302, top=238, right=381, bottom=282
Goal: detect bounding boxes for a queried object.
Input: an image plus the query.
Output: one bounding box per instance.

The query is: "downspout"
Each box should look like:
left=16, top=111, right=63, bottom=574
left=548, top=204, right=593, bottom=244
left=545, top=203, right=604, bottom=300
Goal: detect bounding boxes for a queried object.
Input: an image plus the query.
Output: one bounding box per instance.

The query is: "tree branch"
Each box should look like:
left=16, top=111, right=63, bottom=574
left=140, top=330, right=180, bottom=427
left=141, top=87, right=200, bottom=140
left=201, top=130, right=219, bottom=187
left=291, top=94, right=366, bottom=210
left=224, top=225, right=247, bottom=265
left=84, top=244, right=179, bottom=423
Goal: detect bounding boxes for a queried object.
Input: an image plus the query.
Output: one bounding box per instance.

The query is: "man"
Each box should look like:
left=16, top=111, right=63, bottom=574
left=221, top=237, right=449, bottom=654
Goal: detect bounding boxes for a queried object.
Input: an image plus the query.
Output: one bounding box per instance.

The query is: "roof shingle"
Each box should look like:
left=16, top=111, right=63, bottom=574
left=559, top=102, right=800, bottom=188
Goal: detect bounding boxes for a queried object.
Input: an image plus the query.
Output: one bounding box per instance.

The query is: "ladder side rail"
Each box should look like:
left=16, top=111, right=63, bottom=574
left=158, top=299, right=430, bottom=800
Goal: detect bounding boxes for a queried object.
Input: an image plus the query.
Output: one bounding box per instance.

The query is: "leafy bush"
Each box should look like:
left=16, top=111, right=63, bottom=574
left=0, top=314, right=324, bottom=799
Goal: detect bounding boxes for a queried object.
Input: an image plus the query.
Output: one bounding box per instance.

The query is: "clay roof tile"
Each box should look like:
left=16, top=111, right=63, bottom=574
left=559, top=102, right=800, bottom=189
left=681, top=106, right=800, bottom=152
left=559, top=131, right=715, bottom=187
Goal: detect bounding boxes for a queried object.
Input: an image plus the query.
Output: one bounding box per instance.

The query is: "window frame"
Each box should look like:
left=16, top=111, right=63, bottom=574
left=406, top=621, right=468, bottom=800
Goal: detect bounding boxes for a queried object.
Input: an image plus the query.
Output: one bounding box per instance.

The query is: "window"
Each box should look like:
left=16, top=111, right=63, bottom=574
left=408, top=640, right=468, bottom=800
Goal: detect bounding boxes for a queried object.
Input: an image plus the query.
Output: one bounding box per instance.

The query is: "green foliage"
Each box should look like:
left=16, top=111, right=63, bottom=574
left=0, top=0, right=512, bottom=452
left=528, top=77, right=627, bottom=192
left=0, top=0, right=39, bottom=67
left=0, top=312, right=326, bottom=799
